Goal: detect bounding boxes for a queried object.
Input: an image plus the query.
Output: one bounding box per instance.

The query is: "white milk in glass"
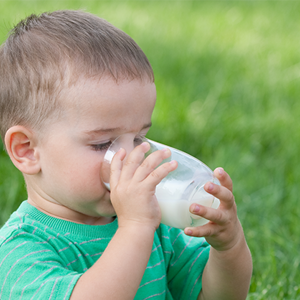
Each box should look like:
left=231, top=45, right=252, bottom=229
left=155, top=179, right=220, bottom=229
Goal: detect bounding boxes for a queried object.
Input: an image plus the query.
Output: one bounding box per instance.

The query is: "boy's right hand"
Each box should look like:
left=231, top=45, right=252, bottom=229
left=109, top=142, right=177, bottom=231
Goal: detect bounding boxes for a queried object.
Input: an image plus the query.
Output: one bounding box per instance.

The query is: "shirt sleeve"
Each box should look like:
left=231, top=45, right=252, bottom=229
left=0, top=231, right=81, bottom=300
left=158, top=224, right=210, bottom=300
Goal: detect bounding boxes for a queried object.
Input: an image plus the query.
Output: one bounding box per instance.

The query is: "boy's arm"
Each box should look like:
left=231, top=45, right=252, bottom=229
left=199, top=234, right=252, bottom=300
left=71, top=224, right=155, bottom=300
left=184, top=168, right=252, bottom=300
left=71, top=143, right=177, bottom=300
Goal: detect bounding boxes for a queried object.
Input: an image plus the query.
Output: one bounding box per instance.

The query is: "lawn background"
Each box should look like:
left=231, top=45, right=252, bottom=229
left=0, top=0, right=300, bottom=299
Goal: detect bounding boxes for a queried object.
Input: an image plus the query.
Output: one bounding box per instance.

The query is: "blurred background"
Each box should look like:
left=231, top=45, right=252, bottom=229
left=0, top=0, right=299, bottom=298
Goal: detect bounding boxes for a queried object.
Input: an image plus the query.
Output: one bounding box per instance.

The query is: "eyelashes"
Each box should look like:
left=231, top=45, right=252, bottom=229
left=91, top=141, right=112, bottom=152
left=91, top=136, right=145, bottom=152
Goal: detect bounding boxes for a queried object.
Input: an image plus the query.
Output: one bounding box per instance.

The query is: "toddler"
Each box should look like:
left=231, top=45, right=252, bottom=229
left=0, top=10, right=252, bottom=300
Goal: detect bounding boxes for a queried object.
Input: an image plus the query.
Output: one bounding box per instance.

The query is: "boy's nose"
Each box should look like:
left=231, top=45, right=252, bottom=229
left=121, top=135, right=144, bottom=163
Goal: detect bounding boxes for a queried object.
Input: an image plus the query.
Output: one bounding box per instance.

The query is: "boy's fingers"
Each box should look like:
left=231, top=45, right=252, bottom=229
left=190, top=203, right=226, bottom=224
left=109, top=148, right=126, bottom=189
left=184, top=223, right=217, bottom=238
left=214, top=167, right=233, bottom=192
left=133, top=148, right=172, bottom=182
left=118, top=142, right=150, bottom=182
left=204, top=181, right=235, bottom=210
left=189, top=203, right=226, bottom=225
left=143, top=159, right=178, bottom=187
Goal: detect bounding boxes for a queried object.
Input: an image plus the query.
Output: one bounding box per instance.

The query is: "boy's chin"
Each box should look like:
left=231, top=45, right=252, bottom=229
left=98, top=206, right=117, bottom=218
left=102, top=211, right=117, bottom=218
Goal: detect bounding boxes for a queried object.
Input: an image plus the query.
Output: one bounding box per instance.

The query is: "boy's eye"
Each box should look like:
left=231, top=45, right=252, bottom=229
left=91, top=135, right=145, bottom=152
left=91, top=141, right=112, bottom=152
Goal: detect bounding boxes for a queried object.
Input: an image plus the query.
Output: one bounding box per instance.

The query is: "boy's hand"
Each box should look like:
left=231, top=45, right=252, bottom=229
left=109, top=142, right=177, bottom=231
left=185, top=168, right=253, bottom=300
left=184, top=168, right=243, bottom=252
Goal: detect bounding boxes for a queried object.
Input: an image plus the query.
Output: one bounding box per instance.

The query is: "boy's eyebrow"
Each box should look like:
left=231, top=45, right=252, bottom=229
left=83, top=122, right=152, bottom=136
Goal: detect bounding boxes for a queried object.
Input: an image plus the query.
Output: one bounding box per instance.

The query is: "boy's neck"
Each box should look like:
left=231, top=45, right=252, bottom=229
left=27, top=198, right=115, bottom=226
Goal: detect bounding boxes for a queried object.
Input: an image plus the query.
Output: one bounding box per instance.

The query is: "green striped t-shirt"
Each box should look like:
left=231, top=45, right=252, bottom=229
left=0, top=201, right=210, bottom=299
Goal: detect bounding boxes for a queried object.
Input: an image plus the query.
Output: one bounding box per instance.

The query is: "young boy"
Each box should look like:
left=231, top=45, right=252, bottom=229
left=0, top=10, right=252, bottom=300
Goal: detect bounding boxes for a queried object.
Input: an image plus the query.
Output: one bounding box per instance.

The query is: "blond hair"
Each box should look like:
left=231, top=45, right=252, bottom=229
left=0, top=10, right=154, bottom=141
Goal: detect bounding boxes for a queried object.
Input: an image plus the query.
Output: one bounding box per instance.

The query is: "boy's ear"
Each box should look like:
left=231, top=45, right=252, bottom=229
left=5, top=126, right=41, bottom=175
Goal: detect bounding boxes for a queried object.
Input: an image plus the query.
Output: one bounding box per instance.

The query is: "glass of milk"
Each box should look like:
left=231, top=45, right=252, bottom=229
left=101, top=134, right=220, bottom=229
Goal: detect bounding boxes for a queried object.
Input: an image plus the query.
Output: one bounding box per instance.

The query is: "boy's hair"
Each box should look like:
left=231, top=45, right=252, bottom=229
left=0, top=10, right=154, bottom=141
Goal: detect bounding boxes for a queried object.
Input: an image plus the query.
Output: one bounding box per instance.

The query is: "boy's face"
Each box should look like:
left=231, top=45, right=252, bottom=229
left=29, top=77, right=156, bottom=224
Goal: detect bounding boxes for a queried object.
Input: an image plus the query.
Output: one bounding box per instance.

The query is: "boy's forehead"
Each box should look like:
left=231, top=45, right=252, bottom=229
left=60, top=77, right=156, bottom=132
left=64, top=76, right=156, bottom=103
left=82, top=122, right=152, bottom=138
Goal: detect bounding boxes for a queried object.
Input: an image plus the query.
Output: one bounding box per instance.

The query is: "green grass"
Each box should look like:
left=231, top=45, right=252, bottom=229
left=1, top=1, right=300, bottom=298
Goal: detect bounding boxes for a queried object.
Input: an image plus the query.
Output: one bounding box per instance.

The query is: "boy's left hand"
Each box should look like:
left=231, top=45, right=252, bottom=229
left=184, top=167, right=243, bottom=252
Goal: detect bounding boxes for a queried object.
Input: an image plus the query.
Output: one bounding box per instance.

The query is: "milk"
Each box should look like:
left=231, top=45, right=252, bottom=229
left=158, top=195, right=217, bottom=229
left=153, top=177, right=220, bottom=229
left=105, top=177, right=220, bottom=229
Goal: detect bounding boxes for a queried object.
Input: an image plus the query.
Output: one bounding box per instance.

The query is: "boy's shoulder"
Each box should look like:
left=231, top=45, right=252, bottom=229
left=0, top=202, right=82, bottom=300
left=0, top=201, right=79, bottom=252
left=0, top=205, right=28, bottom=245
left=0, top=202, right=49, bottom=254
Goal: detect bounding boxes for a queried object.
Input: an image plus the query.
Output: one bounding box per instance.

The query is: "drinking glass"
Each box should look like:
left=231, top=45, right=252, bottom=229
left=101, top=134, right=220, bottom=229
